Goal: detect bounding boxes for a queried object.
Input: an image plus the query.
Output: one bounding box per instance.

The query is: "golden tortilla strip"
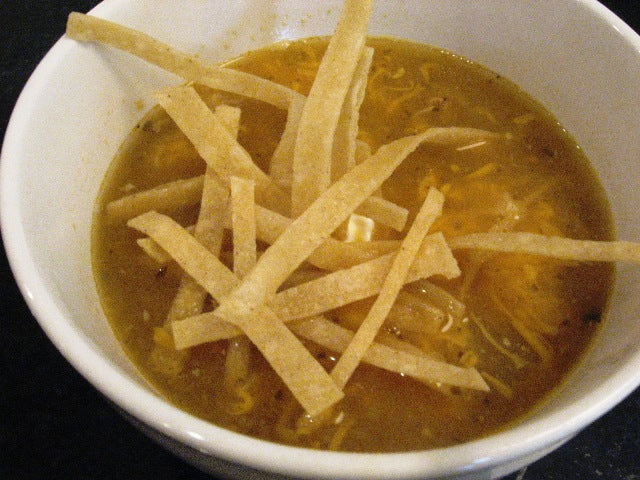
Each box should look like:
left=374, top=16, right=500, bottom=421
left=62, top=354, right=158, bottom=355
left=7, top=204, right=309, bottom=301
left=230, top=176, right=257, bottom=278
left=227, top=175, right=257, bottom=388
left=105, top=175, right=204, bottom=221
left=290, top=316, right=488, bottom=391
left=249, top=205, right=399, bottom=269
left=154, top=85, right=290, bottom=215
left=136, top=237, right=171, bottom=264
left=269, top=95, right=305, bottom=191
left=331, top=46, right=374, bottom=182
left=127, top=211, right=343, bottom=416
left=166, top=106, right=239, bottom=323
left=291, top=0, right=373, bottom=216
left=356, top=195, right=408, bottom=232
left=66, top=12, right=303, bottom=110
left=171, top=232, right=459, bottom=348
left=330, top=187, right=445, bottom=389
left=448, top=232, right=640, bottom=263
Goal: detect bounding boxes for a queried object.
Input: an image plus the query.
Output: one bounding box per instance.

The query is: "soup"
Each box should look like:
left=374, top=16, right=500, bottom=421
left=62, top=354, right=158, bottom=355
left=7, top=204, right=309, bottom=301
left=91, top=36, right=613, bottom=452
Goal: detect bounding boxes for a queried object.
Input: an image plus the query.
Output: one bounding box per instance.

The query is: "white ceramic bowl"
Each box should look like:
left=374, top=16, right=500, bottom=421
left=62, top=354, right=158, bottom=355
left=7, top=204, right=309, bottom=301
left=3, top=1, right=640, bottom=479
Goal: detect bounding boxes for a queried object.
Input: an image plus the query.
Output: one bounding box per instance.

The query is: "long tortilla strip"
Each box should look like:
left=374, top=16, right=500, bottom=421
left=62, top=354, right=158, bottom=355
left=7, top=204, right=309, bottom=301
left=331, top=46, right=374, bottom=182
left=330, top=187, right=445, bottom=389
left=291, top=0, right=373, bottom=216
left=155, top=86, right=290, bottom=215
left=227, top=175, right=258, bottom=387
left=269, top=95, right=305, bottom=191
left=290, top=317, right=488, bottom=391
left=448, top=232, right=640, bottom=263
left=66, top=12, right=303, bottom=110
left=230, top=176, right=258, bottom=278
left=105, top=175, right=204, bottom=221
left=128, top=211, right=343, bottom=416
left=356, top=195, right=408, bottom=232
left=171, top=232, right=459, bottom=349
left=166, top=105, right=239, bottom=323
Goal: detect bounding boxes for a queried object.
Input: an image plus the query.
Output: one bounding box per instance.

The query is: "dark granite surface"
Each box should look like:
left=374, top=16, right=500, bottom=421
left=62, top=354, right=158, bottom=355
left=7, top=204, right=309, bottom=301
left=1, top=1, right=639, bottom=479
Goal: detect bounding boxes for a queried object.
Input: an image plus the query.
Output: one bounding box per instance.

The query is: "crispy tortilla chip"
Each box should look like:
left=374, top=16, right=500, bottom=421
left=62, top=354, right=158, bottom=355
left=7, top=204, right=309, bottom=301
left=331, top=47, right=374, bottom=182
left=330, top=188, right=445, bottom=388
left=291, top=0, right=373, bottom=216
left=66, top=12, right=303, bottom=110
left=269, top=95, right=305, bottom=191
left=230, top=176, right=257, bottom=278
left=105, top=175, right=204, bottom=221
left=449, top=232, right=640, bottom=263
left=356, top=195, right=408, bottom=232
left=291, top=316, right=488, bottom=391
left=154, top=85, right=290, bottom=215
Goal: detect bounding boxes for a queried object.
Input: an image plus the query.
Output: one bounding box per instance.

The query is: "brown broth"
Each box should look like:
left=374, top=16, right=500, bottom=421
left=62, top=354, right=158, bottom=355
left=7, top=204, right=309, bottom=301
left=92, top=37, right=614, bottom=452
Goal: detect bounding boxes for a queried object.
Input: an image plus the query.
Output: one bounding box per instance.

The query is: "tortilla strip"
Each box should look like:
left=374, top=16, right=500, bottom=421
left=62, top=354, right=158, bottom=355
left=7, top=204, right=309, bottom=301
left=154, top=85, right=290, bottom=215
left=226, top=176, right=258, bottom=389
left=331, top=47, right=374, bottom=182
left=330, top=187, right=445, bottom=389
left=128, top=211, right=343, bottom=416
left=290, top=317, right=488, bottom=391
left=356, top=195, right=408, bottom=232
left=448, top=232, right=640, bottom=263
left=291, top=0, right=373, bottom=216
left=269, top=95, right=305, bottom=191
left=105, top=175, right=204, bottom=221
left=166, top=105, right=239, bottom=323
left=230, top=176, right=257, bottom=278
left=171, top=232, right=459, bottom=348
left=66, top=12, right=303, bottom=110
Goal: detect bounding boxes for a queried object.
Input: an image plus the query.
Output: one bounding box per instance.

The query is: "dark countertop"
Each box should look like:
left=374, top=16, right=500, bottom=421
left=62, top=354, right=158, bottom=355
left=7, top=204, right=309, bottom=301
left=1, top=1, right=639, bottom=479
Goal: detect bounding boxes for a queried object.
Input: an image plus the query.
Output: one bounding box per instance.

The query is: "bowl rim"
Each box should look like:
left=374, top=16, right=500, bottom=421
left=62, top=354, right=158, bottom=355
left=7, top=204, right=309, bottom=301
left=3, top=0, right=640, bottom=478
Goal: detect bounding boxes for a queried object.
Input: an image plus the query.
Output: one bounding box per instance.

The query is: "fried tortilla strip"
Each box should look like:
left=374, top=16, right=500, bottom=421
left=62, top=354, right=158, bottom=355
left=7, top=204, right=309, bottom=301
left=105, top=175, right=204, bottom=221
left=331, top=46, right=374, bottom=182
left=250, top=205, right=401, bottom=267
left=226, top=175, right=258, bottom=390
left=269, top=95, right=305, bottom=191
left=166, top=105, right=239, bottom=323
left=230, top=176, right=257, bottom=278
left=330, top=188, right=445, bottom=389
left=356, top=195, right=408, bottom=232
left=66, top=12, right=303, bottom=110
left=448, top=232, right=640, bottom=263
left=290, top=317, right=488, bottom=391
left=171, top=232, right=459, bottom=348
left=128, top=211, right=343, bottom=416
left=291, top=0, right=373, bottom=216
left=155, top=85, right=290, bottom=214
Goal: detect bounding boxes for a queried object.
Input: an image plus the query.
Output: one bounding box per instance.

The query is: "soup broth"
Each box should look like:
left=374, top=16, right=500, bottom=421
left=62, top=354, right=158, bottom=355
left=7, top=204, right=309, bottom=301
left=92, top=37, right=613, bottom=452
